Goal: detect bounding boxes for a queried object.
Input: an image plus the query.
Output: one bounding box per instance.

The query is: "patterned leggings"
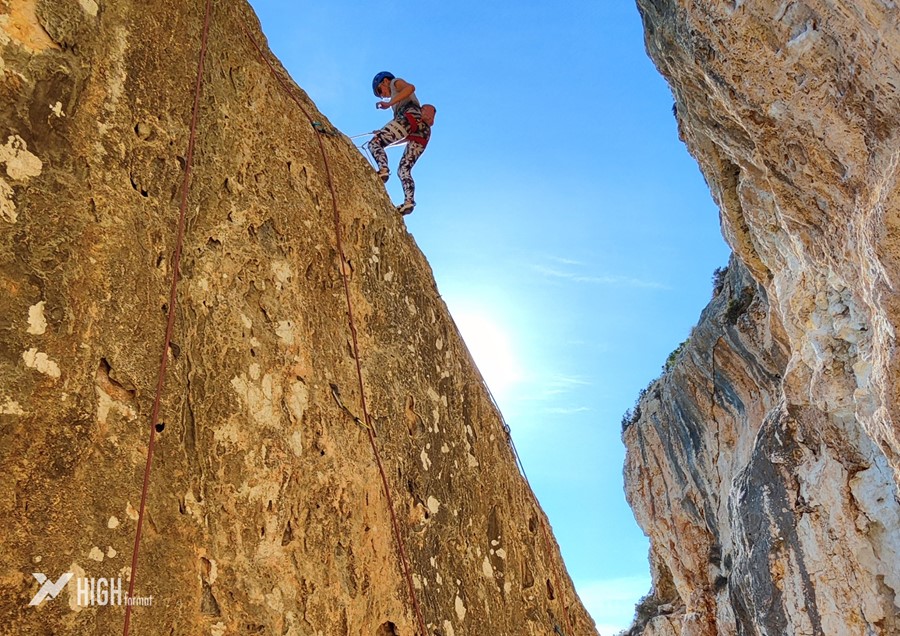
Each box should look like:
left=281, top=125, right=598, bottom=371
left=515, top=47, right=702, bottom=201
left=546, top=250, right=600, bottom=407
left=367, top=118, right=427, bottom=204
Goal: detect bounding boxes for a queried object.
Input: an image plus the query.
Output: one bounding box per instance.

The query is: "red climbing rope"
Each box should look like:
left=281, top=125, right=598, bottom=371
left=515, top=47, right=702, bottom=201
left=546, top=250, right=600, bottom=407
left=241, top=24, right=428, bottom=636
left=122, top=1, right=213, bottom=634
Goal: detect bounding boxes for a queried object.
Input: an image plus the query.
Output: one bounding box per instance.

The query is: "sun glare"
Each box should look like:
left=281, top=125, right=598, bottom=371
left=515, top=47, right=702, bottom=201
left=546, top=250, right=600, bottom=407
left=451, top=309, right=523, bottom=406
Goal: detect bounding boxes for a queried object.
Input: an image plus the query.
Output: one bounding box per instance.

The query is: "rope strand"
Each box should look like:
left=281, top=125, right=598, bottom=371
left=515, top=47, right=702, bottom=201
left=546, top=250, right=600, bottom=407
left=117, top=6, right=569, bottom=635
left=123, top=0, right=213, bottom=634
left=241, top=24, right=428, bottom=636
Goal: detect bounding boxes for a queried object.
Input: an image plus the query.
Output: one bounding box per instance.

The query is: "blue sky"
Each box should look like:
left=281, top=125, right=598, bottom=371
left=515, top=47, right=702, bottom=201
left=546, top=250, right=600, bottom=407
left=246, top=1, right=730, bottom=632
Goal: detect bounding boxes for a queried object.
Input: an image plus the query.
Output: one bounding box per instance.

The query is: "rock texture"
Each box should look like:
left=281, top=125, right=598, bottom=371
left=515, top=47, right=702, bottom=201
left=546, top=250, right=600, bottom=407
left=0, top=1, right=596, bottom=634
left=624, top=1, right=900, bottom=635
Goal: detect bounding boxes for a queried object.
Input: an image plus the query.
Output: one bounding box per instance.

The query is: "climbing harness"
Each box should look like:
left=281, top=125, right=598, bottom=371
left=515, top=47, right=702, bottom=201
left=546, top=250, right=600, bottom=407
left=357, top=111, right=427, bottom=169
left=370, top=113, right=428, bottom=149
left=242, top=25, right=428, bottom=636
left=402, top=112, right=429, bottom=148
left=122, top=1, right=213, bottom=635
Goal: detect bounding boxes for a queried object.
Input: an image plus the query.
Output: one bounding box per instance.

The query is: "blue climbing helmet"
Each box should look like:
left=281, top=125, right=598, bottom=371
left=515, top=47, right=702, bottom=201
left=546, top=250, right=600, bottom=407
left=372, top=71, right=395, bottom=96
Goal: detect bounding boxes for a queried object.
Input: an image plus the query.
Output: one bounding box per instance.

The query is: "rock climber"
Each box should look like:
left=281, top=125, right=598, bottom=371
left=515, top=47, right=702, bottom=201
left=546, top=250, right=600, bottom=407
left=366, top=71, right=436, bottom=216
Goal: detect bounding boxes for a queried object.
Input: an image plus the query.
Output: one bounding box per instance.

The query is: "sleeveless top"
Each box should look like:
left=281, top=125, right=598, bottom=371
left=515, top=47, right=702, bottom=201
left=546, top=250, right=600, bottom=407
left=390, top=79, right=421, bottom=118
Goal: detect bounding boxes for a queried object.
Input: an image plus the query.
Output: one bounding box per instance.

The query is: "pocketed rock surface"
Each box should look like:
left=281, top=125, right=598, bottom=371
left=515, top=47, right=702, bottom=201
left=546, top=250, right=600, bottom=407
left=0, top=1, right=597, bottom=634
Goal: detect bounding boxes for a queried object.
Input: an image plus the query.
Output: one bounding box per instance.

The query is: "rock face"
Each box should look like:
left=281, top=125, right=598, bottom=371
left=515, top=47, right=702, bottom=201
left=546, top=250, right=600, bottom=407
left=0, top=1, right=596, bottom=634
left=624, top=1, right=900, bottom=635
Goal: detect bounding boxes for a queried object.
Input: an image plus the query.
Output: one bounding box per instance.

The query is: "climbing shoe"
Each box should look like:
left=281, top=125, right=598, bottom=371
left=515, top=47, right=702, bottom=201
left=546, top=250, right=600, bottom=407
left=377, top=168, right=390, bottom=183
left=396, top=200, right=415, bottom=215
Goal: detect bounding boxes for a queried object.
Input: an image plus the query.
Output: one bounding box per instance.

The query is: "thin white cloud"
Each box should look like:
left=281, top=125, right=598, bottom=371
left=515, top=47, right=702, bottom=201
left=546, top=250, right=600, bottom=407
left=531, top=264, right=578, bottom=279
left=549, top=375, right=592, bottom=388
left=544, top=406, right=591, bottom=415
left=531, top=263, right=669, bottom=290
left=548, top=255, right=586, bottom=266
left=521, top=374, right=593, bottom=402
